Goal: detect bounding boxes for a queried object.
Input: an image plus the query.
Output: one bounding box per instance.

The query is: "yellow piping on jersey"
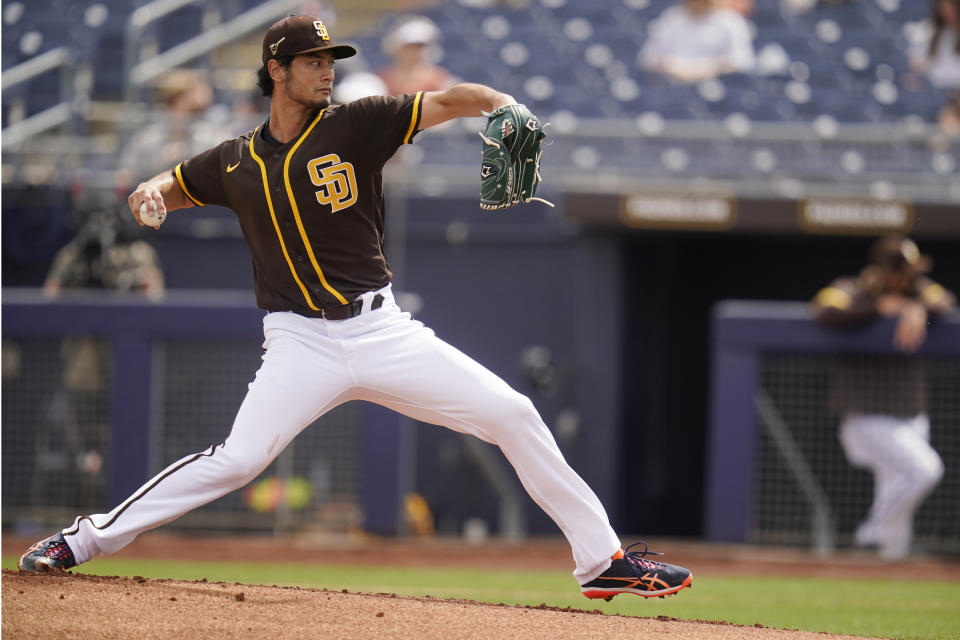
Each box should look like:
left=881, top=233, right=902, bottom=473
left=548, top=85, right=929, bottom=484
left=174, top=163, right=205, bottom=206
left=248, top=126, right=321, bottom=312
left=283, top=108, right=349, bottom=305
left=816, top=286, right=851, bottom=310
left=403, top=92, right=422, bottom=145
left=921, top=282, right=946, bottom=305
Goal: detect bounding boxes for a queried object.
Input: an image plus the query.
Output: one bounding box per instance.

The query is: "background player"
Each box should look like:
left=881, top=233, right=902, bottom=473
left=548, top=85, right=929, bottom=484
left=812, top=235, right=956, bottom=559
left=19, top=15, right=692, bottom=602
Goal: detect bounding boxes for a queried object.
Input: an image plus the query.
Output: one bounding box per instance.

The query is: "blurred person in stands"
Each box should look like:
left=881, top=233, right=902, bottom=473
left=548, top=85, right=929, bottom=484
left=639, top=0, right=756, bottom=83
left=117, top=69, right=232, bottom=187
left=910, top=0, right=960, bottom=90
left=811, top=235, right=955, bottom=560
left=331, top=50, right=389, bottom=104
left=719, top=0, right=754, bottom=18
left=376, top=16, right=454, bottom=96
left=935, top=99, right=960, bottom=137
left=39, top=209, right=165, bottom=509
left=909, top=0, right=960, bottom=138
left=332, top=70, right=389, bottom=103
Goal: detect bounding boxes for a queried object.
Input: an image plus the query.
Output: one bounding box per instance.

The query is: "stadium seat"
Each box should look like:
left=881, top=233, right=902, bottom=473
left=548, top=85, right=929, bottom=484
left=2, top=0, right=951, bottom=188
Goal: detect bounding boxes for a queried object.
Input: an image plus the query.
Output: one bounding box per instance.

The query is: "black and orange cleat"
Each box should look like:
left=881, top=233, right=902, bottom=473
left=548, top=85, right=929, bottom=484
left=18, top=533, right=77, bottom=573
left=581, top=541, right=692, bottom=601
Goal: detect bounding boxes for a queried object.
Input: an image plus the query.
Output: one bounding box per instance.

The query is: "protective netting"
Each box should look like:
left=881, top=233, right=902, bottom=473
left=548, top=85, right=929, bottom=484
left=2, top=337, right=363, bottom=535
left=753, top=353, right=960, bottom=553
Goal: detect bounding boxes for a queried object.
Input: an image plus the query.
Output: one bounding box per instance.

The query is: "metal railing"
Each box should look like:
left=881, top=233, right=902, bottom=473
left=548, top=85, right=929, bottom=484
left=4, top=109, right=957, bottom=204
left=388, top=118, right=960, bottom=204
left=123, top=0, right=215, bottom=104
left=755, top=389, right=834, bottom=556
left=124, top=0, right=304, bottom=102
left=1, top=47, right=81, bottom=150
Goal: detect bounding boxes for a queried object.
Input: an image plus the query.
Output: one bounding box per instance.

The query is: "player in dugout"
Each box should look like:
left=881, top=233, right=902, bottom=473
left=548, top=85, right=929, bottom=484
left=812, top=235, right=956, bottom=560
left=19, top=15, right=693, bottom=602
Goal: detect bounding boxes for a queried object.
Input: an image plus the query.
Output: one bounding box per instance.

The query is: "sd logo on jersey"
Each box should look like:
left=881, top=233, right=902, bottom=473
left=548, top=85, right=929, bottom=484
left=307, top=154, right=357, bottom=212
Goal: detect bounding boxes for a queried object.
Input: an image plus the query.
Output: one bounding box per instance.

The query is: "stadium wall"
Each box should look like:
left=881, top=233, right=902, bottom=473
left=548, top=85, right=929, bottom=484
left=3, top=191, right=958, bottom=541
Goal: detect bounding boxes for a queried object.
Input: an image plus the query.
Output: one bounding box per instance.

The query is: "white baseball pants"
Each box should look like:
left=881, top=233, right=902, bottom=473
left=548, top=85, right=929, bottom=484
left=840, top=412, right=944, bottom=559
left=62, top=285, right=620, bottom=583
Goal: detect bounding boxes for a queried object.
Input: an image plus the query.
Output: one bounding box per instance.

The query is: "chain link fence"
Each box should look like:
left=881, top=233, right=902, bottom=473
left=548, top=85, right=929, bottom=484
left=2, top=336, right=364, bottom=535
left=753, top=353, right=960, bottom=554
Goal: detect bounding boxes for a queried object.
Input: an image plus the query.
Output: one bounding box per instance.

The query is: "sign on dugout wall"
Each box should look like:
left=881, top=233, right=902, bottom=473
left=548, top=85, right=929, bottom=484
left=567, top=192, right=959, bottom=237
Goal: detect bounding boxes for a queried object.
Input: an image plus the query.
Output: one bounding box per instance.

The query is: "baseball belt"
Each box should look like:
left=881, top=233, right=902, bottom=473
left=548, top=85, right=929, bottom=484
left=318, top=293, right=384, bottom=320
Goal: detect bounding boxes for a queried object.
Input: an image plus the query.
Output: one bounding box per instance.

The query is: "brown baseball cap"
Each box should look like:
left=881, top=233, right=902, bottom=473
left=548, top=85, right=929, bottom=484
left=869, top=235, right=932, bottom=274
left=261, top=15, right=357, bottom=64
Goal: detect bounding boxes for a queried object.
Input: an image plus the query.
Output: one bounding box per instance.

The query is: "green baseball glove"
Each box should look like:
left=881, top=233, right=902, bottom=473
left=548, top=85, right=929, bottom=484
left=478, top=104, right=554, bottom=211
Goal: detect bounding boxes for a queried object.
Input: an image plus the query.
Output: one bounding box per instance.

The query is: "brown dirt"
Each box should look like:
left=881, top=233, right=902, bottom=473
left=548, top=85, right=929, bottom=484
left=3, top=570, right=882, bottom=640
left=5, top=533, right=957, bottom=639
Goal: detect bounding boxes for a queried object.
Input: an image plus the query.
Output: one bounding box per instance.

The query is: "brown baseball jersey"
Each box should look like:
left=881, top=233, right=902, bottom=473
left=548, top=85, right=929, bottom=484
left=173, top=92, right=423, bottom=317
left=812, top=272, right=957, bottom=417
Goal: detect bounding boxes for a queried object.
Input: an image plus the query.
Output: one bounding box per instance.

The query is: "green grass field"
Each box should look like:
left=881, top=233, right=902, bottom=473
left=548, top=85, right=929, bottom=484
left=4, top=556, right=958, bottom=640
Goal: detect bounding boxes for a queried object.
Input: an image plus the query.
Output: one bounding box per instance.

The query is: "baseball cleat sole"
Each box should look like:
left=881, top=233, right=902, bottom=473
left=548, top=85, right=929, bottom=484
left=582, top=573, right=693, bottom=601
left=19, top=557, right=58, bottom=572
left=18, top=533, right=77, bottom=573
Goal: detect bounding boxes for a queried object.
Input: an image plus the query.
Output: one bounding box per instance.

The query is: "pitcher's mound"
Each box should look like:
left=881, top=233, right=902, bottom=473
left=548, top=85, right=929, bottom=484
left=3, top=570, right=877, bottom=640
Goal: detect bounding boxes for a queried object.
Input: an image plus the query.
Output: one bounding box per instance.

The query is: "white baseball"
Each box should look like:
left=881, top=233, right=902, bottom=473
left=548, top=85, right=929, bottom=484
left=139, top=202, right=166, bottom=227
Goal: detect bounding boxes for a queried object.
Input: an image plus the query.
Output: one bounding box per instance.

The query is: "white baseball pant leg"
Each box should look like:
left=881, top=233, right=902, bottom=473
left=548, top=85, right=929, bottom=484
left=63, top=286, right=620, bottom=583
left=63, top=310, right=358, bottom=563
left=840, top=413, right=944, bottom=558
left=341, top=295, right=621, bottom=583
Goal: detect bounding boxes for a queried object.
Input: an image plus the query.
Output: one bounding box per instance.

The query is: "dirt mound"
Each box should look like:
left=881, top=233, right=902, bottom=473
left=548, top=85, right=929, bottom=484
left=3, top=570, right=879, bottom=640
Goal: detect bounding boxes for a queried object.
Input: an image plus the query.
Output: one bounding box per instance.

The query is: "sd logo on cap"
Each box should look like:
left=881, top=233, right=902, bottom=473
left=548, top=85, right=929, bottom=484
left=262, top=15, right=357, bottom=63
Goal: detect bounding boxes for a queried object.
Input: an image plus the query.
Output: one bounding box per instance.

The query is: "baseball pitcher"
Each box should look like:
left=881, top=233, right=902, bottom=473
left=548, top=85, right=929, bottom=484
left=20, top=15, right=692, bottom=601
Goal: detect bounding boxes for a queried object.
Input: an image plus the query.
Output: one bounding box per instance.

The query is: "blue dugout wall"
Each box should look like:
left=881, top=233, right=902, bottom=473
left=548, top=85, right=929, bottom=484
left=2, top=196, right=625, bottom=536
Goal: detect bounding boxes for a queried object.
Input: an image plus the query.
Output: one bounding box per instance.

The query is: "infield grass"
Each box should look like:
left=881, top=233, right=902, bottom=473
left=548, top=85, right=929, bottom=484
left=4, top=556, right=958, bottom=640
